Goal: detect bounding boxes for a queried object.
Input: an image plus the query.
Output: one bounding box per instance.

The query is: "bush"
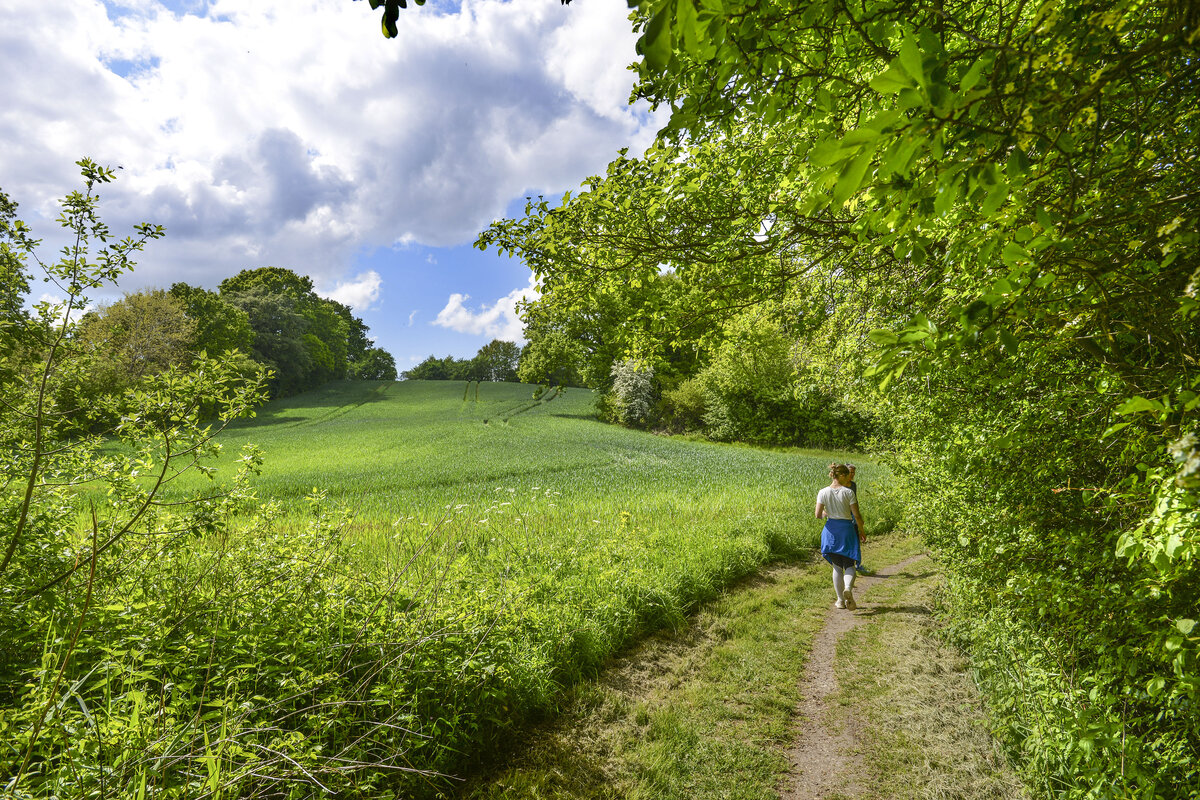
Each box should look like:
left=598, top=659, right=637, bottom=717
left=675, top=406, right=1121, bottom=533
left=609, top=359, right=655, bottom=426
left=696, top=310, right=875, bottom=448
left=660, top=376, right=707, bottom=432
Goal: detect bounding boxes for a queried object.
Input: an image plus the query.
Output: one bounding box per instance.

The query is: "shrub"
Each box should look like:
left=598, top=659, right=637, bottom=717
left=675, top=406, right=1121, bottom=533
left=609, top=359, right=655, bottom=426
left=660, top=376, right=707, bottom=432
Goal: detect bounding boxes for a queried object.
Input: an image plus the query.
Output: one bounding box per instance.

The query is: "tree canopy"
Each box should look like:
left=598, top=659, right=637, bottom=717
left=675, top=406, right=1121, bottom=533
left=471, top=0, right=1199, bottom=794
left=403, top=339, right=523, bottom=382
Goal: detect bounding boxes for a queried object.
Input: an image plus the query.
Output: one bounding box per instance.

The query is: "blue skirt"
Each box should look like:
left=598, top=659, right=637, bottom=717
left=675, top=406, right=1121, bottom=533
left=821, top=518, right=861, bottom=565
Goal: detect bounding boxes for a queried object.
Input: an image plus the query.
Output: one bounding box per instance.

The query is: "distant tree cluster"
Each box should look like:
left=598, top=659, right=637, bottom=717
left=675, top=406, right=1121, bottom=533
left=403, top=338, right=520, bottom=382
left=63, top=266, right=396, bottom=422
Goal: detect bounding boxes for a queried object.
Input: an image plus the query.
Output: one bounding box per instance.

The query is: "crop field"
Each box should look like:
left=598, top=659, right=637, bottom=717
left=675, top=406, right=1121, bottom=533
left=25, top=380, right=897, bottom=799
left=194, top=378, right=877, bottom=525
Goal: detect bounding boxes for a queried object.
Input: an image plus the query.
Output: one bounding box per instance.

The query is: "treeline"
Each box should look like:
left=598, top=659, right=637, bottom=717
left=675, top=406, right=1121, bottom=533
left=67, top=266, right=396, bottom=422
left=403, top=338, right=521, bottom=382
left=515, top=287, right=875, bottom=448
left=480, top=0, right=1199, bottom=797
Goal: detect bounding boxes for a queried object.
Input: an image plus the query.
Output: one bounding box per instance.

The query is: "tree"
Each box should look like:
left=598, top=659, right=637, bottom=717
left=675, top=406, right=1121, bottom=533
left=609, top=360, right=654, bottom=426
left=77, top=289, right=197, bottom=380
left=515, top=329, right=583, bottom=388
left=471, top=339, right=520, bottom=382
left=218, top=265, right=315, bottom=299
left=169, top=282, right=254, bottom=356
left=351, top=346, right=398, bottom=380
left=328, top=298, right=374, bottom=372
left=402, top=354, right=470, bottom=381
left=223, top=285, right=313, bottom=395
left=217, top=267, right=392, bottom=394
left=0, top=189, right=28, bottom=330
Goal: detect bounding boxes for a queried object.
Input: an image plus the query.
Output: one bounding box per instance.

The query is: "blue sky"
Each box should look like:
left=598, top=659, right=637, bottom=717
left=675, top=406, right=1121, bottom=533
left=0, top=0, right=661, bottom=366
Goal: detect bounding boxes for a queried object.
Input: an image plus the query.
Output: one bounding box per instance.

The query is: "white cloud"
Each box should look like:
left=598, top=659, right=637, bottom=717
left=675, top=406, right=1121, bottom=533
left=320, top=270, right=382, bottom=312
left=0, top=0, right=661, bottom=293
left=432, top=275, right=538, bottom=343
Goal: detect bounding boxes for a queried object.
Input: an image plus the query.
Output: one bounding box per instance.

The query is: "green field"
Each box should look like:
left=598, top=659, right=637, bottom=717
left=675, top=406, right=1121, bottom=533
left=198, top=379, right=881, bottom=529
left=20, top=380, right=898, bottom=800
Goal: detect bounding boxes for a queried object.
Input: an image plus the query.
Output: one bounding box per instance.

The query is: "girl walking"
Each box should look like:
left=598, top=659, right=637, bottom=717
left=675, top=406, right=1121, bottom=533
left=815, top=463, right=866, bottom=609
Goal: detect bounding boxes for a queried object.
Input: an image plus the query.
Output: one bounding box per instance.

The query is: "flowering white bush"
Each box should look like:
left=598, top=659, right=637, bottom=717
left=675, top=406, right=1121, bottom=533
left=610, top=359, right=654, bottom=425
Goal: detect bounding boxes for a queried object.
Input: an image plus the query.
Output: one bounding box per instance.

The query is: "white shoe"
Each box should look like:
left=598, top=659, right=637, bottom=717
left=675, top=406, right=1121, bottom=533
left=835, top=598, right=846, bottom=609
left=844, top=590, right=856, bottom=610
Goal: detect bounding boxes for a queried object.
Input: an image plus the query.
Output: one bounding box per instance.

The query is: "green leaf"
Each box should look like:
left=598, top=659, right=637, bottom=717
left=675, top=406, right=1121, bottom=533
left=898, top=34, right=926, bottom=88
left=1100, top=421, right=1131, bottom=438
left=809, top=140, right=846, bottom=167
left=870, top=63, right=913, bottom=94
left=833, top=150, right=873, bottom=206
left=1001, top=242, right=1029, bottom=267
left=959, top=54, right=992, bottom=92
left=841, top=127, right=882, bottom=146
left=641, top=3, right=674, bottom=73
left=1165, top=534, right=1184, bottom=558
left=882, top=136, right=921, bottom=176
left=676, top=0, right=703, bottom=58
left=1177, top=618, right=1197, bottom=635
left=898, top=86, right=927, bottom=110
left=1115, top=396, right=1166, bottom=415
left=981, top=180, right=1009, bottom=215
left=999, top=328, right=1019, bottom=353
left=1006, top=148, right=1030, bottom=179
left=1035, top=205, right=1053, bottom=230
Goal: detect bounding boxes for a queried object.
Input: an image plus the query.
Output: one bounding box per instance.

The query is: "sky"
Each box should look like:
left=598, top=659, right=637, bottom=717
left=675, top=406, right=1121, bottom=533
left=0, top=0, right=663, bottom=366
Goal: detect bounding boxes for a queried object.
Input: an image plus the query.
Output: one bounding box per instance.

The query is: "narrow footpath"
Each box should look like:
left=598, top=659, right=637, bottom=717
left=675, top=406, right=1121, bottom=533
left=780, top=555, right=929, bottom=799
left=459, top=537, right=1026, bottom=800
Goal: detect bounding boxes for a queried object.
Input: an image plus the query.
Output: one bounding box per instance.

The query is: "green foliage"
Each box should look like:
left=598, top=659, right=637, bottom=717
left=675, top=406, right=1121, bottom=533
left=351, top=345, right=398, bottom=380
left=659, top=375, right=706, bottom=432
left=168, top=281, right=254, bottom=356
left=403, top=352, right=473, bottom=381
left=516, top=328, right=585, bottom=388
left=473, top=338, right=521, bottom=382
left=473, top=0, right=1200, bottom=793
left=205, top=266, right=390, bottom=396
left=67, top=289, right=197, bottom=417
left=404, top=340, right=522, bottom=384
left=222, top=284, right=313, bottom=394
left=0, top=161, right=273, bottom=797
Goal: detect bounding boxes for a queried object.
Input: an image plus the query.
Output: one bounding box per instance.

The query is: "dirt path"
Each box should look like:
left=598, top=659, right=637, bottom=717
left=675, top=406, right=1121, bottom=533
left=779, top=555, right=929, bottom=800
left=457, top=540, right=1022, bottom=800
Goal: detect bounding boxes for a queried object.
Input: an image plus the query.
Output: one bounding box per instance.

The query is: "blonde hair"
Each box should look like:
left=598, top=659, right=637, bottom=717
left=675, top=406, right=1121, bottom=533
left=828, top=462, right=850, bottom=481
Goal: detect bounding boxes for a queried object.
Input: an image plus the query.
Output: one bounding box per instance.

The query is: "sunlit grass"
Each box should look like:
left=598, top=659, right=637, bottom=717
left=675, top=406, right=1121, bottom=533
left=65, top=378, right=901, bottom=797
left=180, top=379, right=889, bottom=537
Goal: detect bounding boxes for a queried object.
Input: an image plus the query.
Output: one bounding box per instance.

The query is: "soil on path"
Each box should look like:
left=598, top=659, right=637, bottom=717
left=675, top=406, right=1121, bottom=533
left=780, top=555, right=929, bottom=800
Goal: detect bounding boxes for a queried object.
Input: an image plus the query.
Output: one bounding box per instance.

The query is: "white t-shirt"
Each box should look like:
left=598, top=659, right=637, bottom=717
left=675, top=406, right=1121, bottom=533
left=817, top=485, right=858, bottom=520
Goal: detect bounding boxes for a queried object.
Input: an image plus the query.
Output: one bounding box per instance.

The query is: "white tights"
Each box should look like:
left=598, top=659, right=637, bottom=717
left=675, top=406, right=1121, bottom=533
left=832, top=563, right=857, bottom=600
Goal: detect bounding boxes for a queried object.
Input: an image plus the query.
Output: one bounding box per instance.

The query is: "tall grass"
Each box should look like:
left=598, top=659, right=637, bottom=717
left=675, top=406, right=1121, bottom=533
left=8, top=380, right=898, bottom=798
